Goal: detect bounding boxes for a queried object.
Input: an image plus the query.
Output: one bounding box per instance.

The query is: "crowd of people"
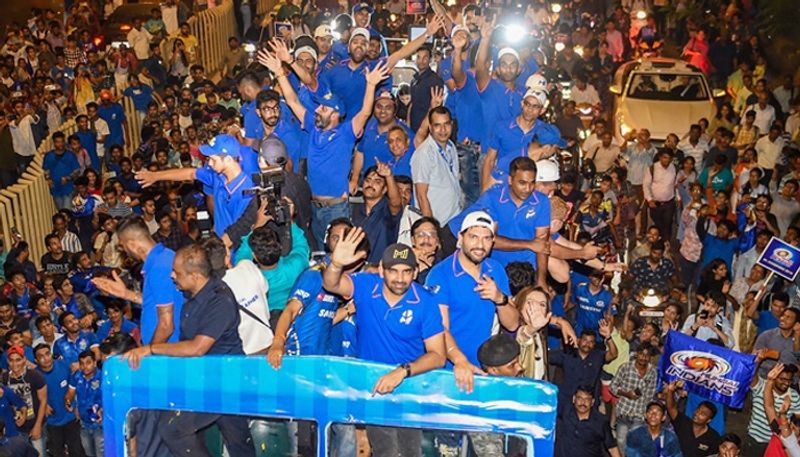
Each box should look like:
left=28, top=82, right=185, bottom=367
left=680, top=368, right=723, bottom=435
left=1, top=0, right=800, bottom=456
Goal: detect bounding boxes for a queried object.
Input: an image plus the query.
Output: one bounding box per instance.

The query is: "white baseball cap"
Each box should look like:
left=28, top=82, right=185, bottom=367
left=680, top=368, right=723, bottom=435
left=525, top=73, right=548, bottom=92
left=535, top=159, right=560, bottom=182
left=524, top=88, right=547, bottom=107
left=460, top=211, right=495, bottom=235
left=349, top=27, right=370, bottom=43
left=497, top=47, right=520, bottom=62
left=314, top=24, right=333, bottom=38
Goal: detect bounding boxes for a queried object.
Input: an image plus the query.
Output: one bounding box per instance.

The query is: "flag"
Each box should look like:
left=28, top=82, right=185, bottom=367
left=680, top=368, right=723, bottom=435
left=658, top=330, right=757, bottom=408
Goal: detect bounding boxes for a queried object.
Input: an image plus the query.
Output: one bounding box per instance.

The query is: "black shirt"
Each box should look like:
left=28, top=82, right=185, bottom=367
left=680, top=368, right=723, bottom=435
left=351, top=197, right=401, bottom=264
left=2, top=369, right=46, bottom=433
left=40, top=252, right=72, bottom=275
left=549, top=348, right=607, bottom=413
left=555, top=407, right=616, bottom=457
left=671, top=413, right=720, bottom=457
left=179, top=277, right=243, bottom=355
left=409, top=68, right=444, bottom=131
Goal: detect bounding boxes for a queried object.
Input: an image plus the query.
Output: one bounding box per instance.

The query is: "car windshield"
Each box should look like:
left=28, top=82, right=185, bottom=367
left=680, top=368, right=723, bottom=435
left=626, top=72, right=708, bottom=101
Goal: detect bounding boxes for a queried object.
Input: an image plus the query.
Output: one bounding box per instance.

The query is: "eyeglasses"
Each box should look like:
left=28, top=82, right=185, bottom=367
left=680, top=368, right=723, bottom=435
left=259, top=105, right=280, bottom=113
left=413, top=231, right=437, bottom=239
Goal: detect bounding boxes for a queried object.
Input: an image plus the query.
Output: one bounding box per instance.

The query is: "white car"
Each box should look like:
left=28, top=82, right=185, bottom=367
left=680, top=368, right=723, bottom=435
left=610, top=58, right=725, bottom=143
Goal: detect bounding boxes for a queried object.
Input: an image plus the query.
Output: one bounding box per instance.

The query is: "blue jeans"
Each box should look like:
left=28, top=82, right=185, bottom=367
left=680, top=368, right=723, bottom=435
left=616, top=415, right=643, bottom=456
left=81, top=426, right=104, bottom=457
left=311, top=199, right=350, bottom=249
left=457, top=143, right=481, bottom=208
left=53, top=194, right=73, bottom=210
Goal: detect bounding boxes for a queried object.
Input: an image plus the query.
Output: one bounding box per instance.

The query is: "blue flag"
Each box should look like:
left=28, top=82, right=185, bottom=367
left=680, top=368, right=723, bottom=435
left=658, top=330, right=756, bottom=408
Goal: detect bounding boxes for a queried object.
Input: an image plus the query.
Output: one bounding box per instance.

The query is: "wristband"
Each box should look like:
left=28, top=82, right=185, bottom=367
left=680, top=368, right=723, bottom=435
left=494, top=294, right=509, bottom=307
left=400, top=363, right=412, bottom=378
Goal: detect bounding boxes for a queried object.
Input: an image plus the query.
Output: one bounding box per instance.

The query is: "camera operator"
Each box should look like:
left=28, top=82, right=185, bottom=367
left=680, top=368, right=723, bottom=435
left=223, top=136, right=313, bottom=250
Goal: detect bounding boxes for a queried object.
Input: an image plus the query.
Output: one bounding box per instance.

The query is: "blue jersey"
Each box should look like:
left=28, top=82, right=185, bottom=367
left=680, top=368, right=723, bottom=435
left=53, top=332, right=98, bottom=365
left=38, top=360, right=74, bottom=426
left=356, top=118, right=415, bottom=178
left=123, top=84, right=155, bottom=112
left=351, top=272, right=444, bottom=365
left=43, top=151, right=80, bottom=197
left=285, top=268, right=340, bottom=356
left=329, top=314, right=358, bottom=357
left=479, top=78, right=524, bottom=135
left=69, top=369, right=103, bottom=429
left=319, top=58, right=391, bottom=119
left=141, top=243, right=183, bottom=344
left=97, top=102, right=126, bottom=148
left=75, top=130, right=99, bottom=171
left=448, top=184, right=551, bottom=267
left=194, top=167, right=254, bottom=237
left=448, top=72, right=486, bottom=145
left=425, top=252, right=511, bottom=367
left=96, top=318, right=138, bottom=341
left=573, top=282, right=614, bottom=337
left=0, top=387, right=25, bottom=437
left=303, top=110, right=358, bottom=198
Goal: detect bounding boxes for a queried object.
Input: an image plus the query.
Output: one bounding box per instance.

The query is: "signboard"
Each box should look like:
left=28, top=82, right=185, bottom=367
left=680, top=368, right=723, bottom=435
left=658, top=331, right=756, bottom=408
left=406, top=0, right=426, bottom=14
left=103, top=356, right=558, bottom=456
left=756, top=236, right=800, bottom=280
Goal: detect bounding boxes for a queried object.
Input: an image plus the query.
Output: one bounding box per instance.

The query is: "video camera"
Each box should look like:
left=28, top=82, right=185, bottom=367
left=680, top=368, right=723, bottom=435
left=244, top=168, right=293, bottom=256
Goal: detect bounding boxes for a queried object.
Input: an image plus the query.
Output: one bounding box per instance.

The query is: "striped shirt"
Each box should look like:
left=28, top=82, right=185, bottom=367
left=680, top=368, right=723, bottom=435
left=610, top=360, right=658, bottom=420
left=59, top=232, right=83, bottom=254
left=747, top=377, right=800, bottom=443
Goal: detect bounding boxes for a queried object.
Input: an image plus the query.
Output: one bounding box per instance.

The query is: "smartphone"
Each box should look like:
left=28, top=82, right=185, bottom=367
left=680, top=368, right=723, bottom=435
left=698, top=310, right=709, bottom=319
left=10, top=227, right=21, bottom=240
left=272, top=22, right=293, bottom=39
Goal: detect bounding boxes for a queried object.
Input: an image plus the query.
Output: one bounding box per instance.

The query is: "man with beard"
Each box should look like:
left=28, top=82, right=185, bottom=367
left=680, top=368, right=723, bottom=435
left=314, top=25, right=337, bottom=71
left=323, top=233, right=445, bottom=456
left=449, top=157, right=551, bottom=288
left=352, top=162, right=402, bottom=264
left=254, top=89, right=304, bottom=172
left=261, top=51, right=388, bottom=247
left=92, top=216, right=183, bottom=345
left=426, top=211, right=519, bottom=393
left=123, top=245, right=254, bottom=457
left=555, top=385, right=621, bottom=457
left=318, top=16, right=446, bottom=119
left=349, top=90, right=415, bottom=192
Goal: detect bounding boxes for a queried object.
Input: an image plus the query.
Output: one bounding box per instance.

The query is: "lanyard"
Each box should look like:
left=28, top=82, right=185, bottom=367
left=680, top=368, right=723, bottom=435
left=435, top=141, right=456, bottom=179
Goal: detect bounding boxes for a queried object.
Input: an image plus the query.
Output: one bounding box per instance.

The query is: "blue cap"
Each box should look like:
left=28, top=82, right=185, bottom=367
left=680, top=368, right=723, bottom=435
left=199, top=134, right=243, bottom=159
left=535, top=123, right=568, bottom=149
left=314, top=91, right=345, bottom=113
left=352, top=2, right=374, bottom=13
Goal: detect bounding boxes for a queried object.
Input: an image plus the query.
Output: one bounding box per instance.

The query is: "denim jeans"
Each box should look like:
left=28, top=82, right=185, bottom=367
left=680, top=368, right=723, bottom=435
left=311, top=199, right=350, bottom=249
left=615, top=415, right=644, bottom=456
left=81, top=426, right=104, bottom=457
left=457, top=143, right=481, bottom=208
left=53, top=194, right=73, bottom=210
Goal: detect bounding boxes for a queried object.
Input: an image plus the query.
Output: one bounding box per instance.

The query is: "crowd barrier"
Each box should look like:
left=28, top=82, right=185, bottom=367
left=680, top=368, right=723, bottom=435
left=0, top=121, right=75, bottom=268
left=102, top=356, right=558, bottom=456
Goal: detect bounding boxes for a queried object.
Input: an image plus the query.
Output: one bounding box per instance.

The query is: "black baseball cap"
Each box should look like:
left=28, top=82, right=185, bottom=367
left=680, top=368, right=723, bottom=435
left=381, top=243, right=416, bottom=269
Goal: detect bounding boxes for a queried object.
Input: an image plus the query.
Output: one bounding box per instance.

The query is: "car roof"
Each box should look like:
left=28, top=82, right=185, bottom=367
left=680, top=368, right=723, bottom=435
left=625, top=58, right=704, bottom=76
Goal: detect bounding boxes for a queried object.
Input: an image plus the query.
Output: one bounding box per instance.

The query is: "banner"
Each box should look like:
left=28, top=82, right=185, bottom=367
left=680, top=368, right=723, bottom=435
left=757, top=236, right=800, bottom=281
left=658, top=331, right=756, bottom=408
left=406, top=0, right=426, bottom=14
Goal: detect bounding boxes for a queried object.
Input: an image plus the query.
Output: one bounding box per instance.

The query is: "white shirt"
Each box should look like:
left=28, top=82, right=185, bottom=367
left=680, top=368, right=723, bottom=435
left=222, top=260, right=273, bottom=355
left=643, top=162, right=677, bottom=202
left=411, top=136, right=462, bottom=224
left=59, top=231, right=82, bottom=254
left=571, top=84, right=601, bottom=106
left=90, top=117, right=110, bottom=158
left=755, top=135, right=785, bottom=170
left=786, top=112, right=800, bottom=137
left=774, top=86, right=794, bottom=115
left=126, top=27, right=153, bottom=60
left=743, top=103, right=776, bottom=133
left=678, top=138, right=710, bottom=173
left=161, top=4, right=179, bottom=35
left=9, top=114, right=39, bottom=157
left=33, top=332, right=63, bottom=353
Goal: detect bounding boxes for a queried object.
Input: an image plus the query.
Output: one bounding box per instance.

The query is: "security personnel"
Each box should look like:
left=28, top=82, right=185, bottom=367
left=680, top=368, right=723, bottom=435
left=123, top=244, right=254, bottom=457
left=135, top=134, right=254, bottom=239
left=426, top=211, right=519, bottom=392
left=267, top=218, right=369, bottom=368
left=448, top=158, right=551, bottom=288
left=323, top=233, right=445, bottom=456
left=261, top=50, right=387, bottom=247
left=573, top=269, right=614, bottom=340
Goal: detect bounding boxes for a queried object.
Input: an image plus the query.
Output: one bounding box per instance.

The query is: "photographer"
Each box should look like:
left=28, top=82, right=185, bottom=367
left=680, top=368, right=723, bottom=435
left=681, top=291, right=735, bottom=348
left=223, top=136, right=312, bottom=250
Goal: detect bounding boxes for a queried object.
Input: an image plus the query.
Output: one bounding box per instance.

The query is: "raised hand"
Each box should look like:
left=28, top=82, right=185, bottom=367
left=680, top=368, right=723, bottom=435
left=524, top=302, right=551, bottom=332
left=474, top=274, right=503, bottom=304
left=480, top=14, right=496, bottom=40
left=257, top=49, right=283, bottom=74
left=269, top=38, right=293, bottom=63
left=330, top=227, right=367, bottom=268
left=426, top=14, right=446, bottom=37
left=767, top=363, right=785, bottom=381
left=451, top=29, right=468, bottom=50
left=598, top=317, right=613, bottom=339
left=375, top=159, right=392, bottom=178
left=430, top=86, right=445, bottom=109
left=365, top=62, right=391, bottom=86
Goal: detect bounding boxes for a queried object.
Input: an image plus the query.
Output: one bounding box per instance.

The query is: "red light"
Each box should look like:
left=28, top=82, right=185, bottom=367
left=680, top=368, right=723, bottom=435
left=120, top=24, right=131, bottom=32
left=93, top=36, right=103, bottom=46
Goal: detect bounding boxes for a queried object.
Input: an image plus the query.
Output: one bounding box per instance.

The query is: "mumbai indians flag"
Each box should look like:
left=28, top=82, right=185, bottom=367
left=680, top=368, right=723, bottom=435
left=658, top=330, right=756, bottom=408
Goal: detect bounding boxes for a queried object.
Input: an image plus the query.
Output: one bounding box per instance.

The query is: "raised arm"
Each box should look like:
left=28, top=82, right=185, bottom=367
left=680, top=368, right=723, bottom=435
left=258, top=49, right=307, bottom=124
left=322, top=227, right=366, bottom=298
left=386, top=15, right=446, bottom=69
left=413, top=86, right=444, bottom=148
left=270, top=38, right=317, bottom=90
left=352, top=63, right=391, bottom=136
left=376, top=161, right=402, bottom=215
left=474, top=16, right=496, bottom=92
left=134, top=167, right=196, bottom=188
left=450, top=31, right=468, bottom=88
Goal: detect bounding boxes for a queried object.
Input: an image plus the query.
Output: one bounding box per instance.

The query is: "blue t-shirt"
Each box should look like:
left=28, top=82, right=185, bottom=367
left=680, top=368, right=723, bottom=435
left=356, top=118, right=415, bottom=178
left=329, top=315, right=358, bottom=357
left=572, top=282, right=614, bottom=337
left=319, top=58, right=391, bottom=119
left=485, top=119, right=562, bottom=180
left=754, top=310, right=781, bottom=334
left=123, top=84, right=155, bottom=112
left=74, top=130, right=99, bottom=171
left=0, top=387, right=25, bottom=437
left=194, top=167, right=254, bottom=236
left=69, top=369, right=103, bottom=429
left=141, top=243, right=184, bottom=344
left=425, top=252, right=511, bottom=367
left=97, top=102, right=126, bottom=148
left=43, top=150, right=80, bottom=197
left=96, top=318, right=138, bottom=341
left=448, top=72, right=486, bottom=145
left=53, top=331, right=99, bottom=365
left=38, top=360, right=74, bottom=426
left=448, top=185, right=551, bottom=267
left=285, top=268, right=341, bottom=356
left=479, top=78, right=524, bottom=137
left=350, top=272, right=444, bottom=365
left=699, top=234, right=738, bottom=271
left=303, top=110, right=358, bottom=198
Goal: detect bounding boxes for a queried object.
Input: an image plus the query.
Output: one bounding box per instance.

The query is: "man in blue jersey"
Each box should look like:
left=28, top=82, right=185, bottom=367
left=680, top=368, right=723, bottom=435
left=448, top=157, right=551, bottom=288
left=323, top=232, right=445, bottom=456
left=93, top=216, right=183, bottom=345
left=572, top=269, right=615, bottom=339
left=427, top=211, right=519, bottom=393
left=53, top=313, right=100, bottom=370
left=267, top=218, right=369, bottom=368
left=65, top=351, right=103, bottom=457
left=34, top=344, right=86, bottom=457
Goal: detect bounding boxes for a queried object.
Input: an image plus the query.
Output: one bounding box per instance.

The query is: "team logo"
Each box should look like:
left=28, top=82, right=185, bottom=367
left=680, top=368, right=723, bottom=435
left=323, top=92, right=333, bottom=100
left=772, top=248, right=795, bottom=267
left=525, top=208, right=537, bottom=219
left=399, top=310, right=413, bottom=325
left=91, top=380, right=101, bottom=390
left=667, top=350, right=737, bottom=396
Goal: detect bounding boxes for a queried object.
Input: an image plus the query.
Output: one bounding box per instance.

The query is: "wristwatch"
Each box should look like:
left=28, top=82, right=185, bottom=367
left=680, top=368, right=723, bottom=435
left=494, top=294, right=509, bottom=307
left=400, top=363, right=412, bottom=378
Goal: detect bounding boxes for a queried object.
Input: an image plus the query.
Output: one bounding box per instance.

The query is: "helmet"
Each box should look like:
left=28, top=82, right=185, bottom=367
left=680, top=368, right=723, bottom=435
left=535, top=159, right=560, bottom=182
